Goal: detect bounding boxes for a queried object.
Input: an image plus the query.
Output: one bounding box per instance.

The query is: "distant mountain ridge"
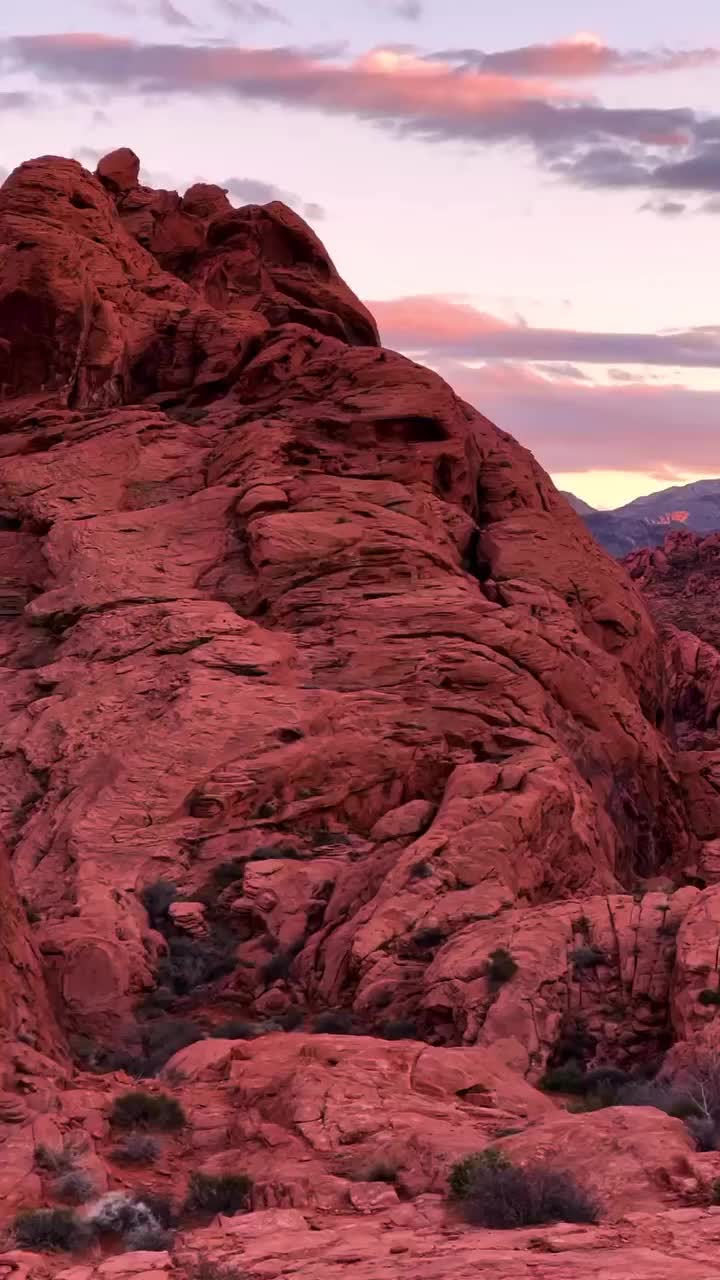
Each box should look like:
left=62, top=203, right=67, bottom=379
left=564, top=478, right=720, bottom=556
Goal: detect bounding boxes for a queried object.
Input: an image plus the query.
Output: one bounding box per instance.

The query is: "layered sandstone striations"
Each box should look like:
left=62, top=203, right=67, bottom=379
left=0, top=150, right=719, bottom=1276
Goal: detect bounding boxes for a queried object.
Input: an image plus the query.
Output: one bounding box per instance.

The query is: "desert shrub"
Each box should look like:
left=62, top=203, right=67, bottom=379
left=409, top=859, right=432, bottom=880
left=34, top=1143, right=77, bottom=1174
left=141, top=881, right=178, bottom=928
left=571, top=946, right=605, bottom=971
left=110, top=1090, right=185, bottom=1131
left=157, top=934, right=237, bottom=997
left=412, top=926, right=446, bottom=950
left=615, top=1078, right=696, bottom=1116
left=141, top=1018, right=204, bottom=1071
left=192, top=1260, right=251, bottom=1280
left=487, top=948, right=518, bottom=986
left=124, top=1224, right=173, bottom=1252
left=449, top=1148, right=511, bottom=1200
left=250, top=844, right=303, bottom=861
left=133, top=1191, right=175, bottom=1228
left=112, top=1135, right=161, bottom=1166
left=699, top=988, right=720, bottom=1006
left=14, top=1208, right=90, bottom=1252
left=186, top=1171, right=252, bottom=1216
left=379, top=1018, right=418, bottom=1041
left=211, top=859, right=246, bottom=890
left=450, top=1152, right=598, bottom=1228
left=712, top=1177, right=720, bottom=1204
left=53, top=1171, right=96, bottom=1204
left=354, top=1161, right=398, bottom=1184
left=261, top=949, right=294, bottom=983
left=312, top=1010, right=353, bottom=1035
left=210, top=1021, right=257, bottom=1040
left=686, top=1114, right=720, bottom=1151
left=280, top=1007, right=304, bottom=1031
left=89, top=1190, right=173, bottom=1238
left=539, top=1062, right=587, bottom=1095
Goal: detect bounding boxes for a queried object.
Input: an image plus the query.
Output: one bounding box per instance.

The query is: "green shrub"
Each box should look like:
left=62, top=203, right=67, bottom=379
left=312, top=1010, right=353, bottom=1034
left=449, top=1148, right=511, bottom=1199
left=210, top=1020, right=257, bottom=1040
left=456, top=1158, right=599, bottom=1228
left=412, top=926, right=446, bottom=949
left=261, top=949, right=294, bottom=983
left=186, top=1172, right=252, bottom=1216
left=210, top=860, right=245, bottom=890
left=571, top=946, right=605, bottom=971
left=141, top=881, right=178, bottom=927
left=141, top=1018, right=204, bottom=1071
left=351, top=1161, right=398, bottom=1183
left=539, top=1062, right=587, bottom=1095
left=53, top=1171, right=96, bottom=1204
left=124, top=1224, right=173, bottom=1251
left=112, top=1135, right=161, bottom=1166
left=487, top=948, right=518, bottom=986
left=699, top=988, right=720, bottom=1006
left=34, top=1143, right=77, bottom=1174
left=157, top=934, right=237, bottom=997
left=409, top=860, right=432, bottom=880
left=711, top=1177, right=720, bottom=1204
left=110, top=1090, right=186, bottom=1132
left=250, top=844, right=303, bottom=861
left=192, top=1260, right=251, bottom=1280
left=14, top=1208, right=90, bottom=1252
left=379, top=1018, right=417, bottom=1041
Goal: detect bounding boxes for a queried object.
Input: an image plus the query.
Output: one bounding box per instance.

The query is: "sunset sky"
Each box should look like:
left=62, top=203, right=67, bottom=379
left=1, top=0, right=719, bottom=508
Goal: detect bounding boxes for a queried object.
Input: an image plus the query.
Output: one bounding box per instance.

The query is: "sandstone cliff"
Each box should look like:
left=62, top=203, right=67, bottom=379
left=0, top=150, right=718, bottom=1278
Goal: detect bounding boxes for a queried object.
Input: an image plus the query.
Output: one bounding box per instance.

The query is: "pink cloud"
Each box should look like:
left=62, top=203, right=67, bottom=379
left=369, top=295, right=720, bottom=367
left=441, top=359, right=720, bottom=476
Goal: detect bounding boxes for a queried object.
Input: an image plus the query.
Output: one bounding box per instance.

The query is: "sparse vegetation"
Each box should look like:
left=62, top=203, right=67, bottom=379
left=34, top=1143, right=77, bottom=1174
left=124, top=1224, right=173, bottom=1252
left=110, top=1090, right=186, bottom=1132
left=409, top=860, right=432, bottom=880
left=210, top=1020, right=257, bottom=1040
left=112, top=1134, right=161, bottom=1166
left=487, top=948, right=518, bottom=986
left=378, top=1018, right=418, bottom=1041
left=261, top=948, right=296, bottom=983
left=141, top=880, right=178, bottom=928
left=312, top=1010, right=354, bottom=1034
left=210, top=859, right=246, bottom=891
left=186, top=1172, right=252, bottom=1216
left=139, top=1017, right=205, bottom=1072
left=192, top=1260, right=251, bottom=1280
left=449, top=1149, right=598, bottom=1228
left=699, top=988, right=720, bottom=1006
left=14, top=1208, right=90, bottom=1252
left=157, top=934, right=237, bottom=997
left=571, top=946, right=605, bottom=971
left=350, top=1160, right=398, bottom=1183
left=53, top=1171, right=96, bottom=1204
left=449, top=1148, right=511, bottom=1200
left=250, top=843, right=303, bottom=861
left=412, top=926, right=446, bottom=949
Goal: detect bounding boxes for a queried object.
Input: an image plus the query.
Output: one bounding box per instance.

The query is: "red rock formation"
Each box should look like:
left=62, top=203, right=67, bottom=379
left=1, top=150, right=720, bottom=1274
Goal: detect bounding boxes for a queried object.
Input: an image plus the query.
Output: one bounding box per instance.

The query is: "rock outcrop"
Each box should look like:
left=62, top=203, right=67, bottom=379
left=0, top=149, right=719, bottom=1276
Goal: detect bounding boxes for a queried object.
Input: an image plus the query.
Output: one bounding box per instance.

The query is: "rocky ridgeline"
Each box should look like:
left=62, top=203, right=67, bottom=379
left=0, top=150, right=720, bottom=1278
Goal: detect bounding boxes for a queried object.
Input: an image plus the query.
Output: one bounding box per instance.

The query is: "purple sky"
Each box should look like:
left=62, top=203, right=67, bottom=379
left=1, top=0, right=719, bottom=507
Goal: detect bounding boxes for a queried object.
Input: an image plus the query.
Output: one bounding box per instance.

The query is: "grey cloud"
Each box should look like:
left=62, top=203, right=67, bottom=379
left=426, top=41, right=720, bottom=78
left=217, top=1, right=289, bottom=21
left=222, top=175, right=325, bottom=218
left=0, top=90, right=34, bottom=110
left=155, top=1, right=196, bottom=27
left=641, top=198, right=687, bottom=216
left=5, top=34, right=720, bottom=196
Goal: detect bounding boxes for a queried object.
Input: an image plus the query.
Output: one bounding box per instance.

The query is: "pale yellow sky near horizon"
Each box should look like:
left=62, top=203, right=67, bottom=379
left=552, top=468, right=715, bottom=510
